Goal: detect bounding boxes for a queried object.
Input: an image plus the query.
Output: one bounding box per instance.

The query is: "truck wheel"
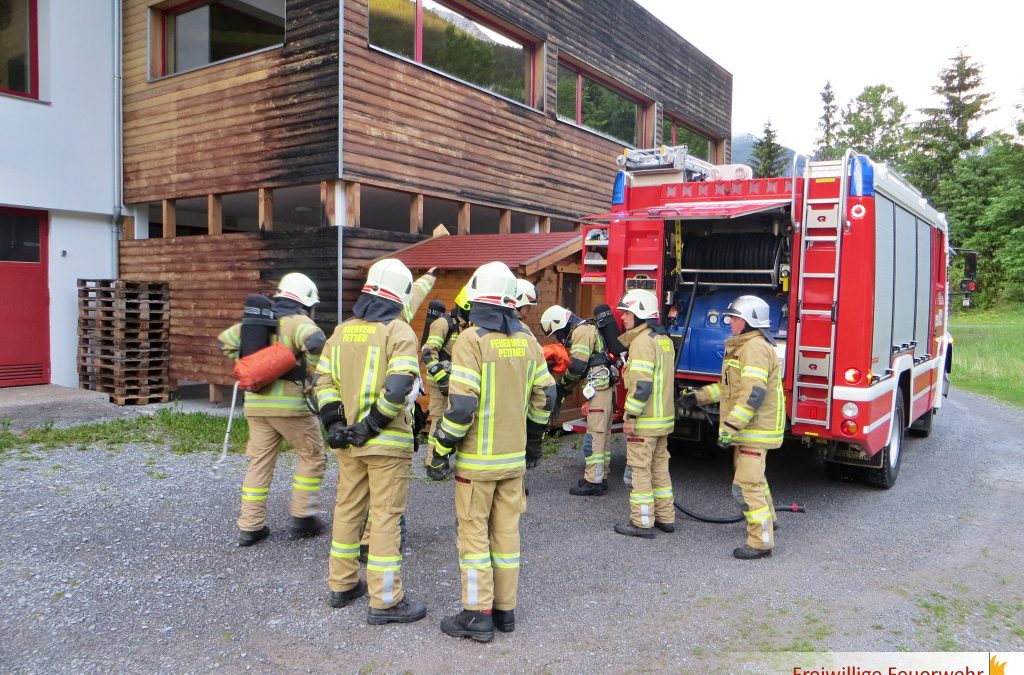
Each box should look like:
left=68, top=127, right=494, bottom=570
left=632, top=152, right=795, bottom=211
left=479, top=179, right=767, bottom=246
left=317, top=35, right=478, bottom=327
left=863, top=389, right=905, bottom=489
left=909, top=408, right=933, bottom=438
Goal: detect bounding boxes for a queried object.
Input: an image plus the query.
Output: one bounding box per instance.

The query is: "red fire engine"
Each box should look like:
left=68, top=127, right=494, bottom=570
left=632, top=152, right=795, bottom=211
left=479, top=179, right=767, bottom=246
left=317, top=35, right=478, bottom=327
left=580, top=146, right=952, bottom=488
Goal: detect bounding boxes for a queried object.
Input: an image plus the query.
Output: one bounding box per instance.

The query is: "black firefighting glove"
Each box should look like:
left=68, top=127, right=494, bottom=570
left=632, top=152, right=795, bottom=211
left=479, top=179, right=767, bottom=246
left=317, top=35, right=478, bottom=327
left=319, top=401, right=346, bottom=430
left=426, top=362, right=450, bottom=397
left=426, top=448, right=451, bottom=481
left=344, top=403, right=391, bottom=448
left=525, top=420, right=545, bottom=469
left=326, top=423, right=350, bottom=449
left=555, top=382, right=573, bottom=405
left=676, top=391, right=698, bottom=417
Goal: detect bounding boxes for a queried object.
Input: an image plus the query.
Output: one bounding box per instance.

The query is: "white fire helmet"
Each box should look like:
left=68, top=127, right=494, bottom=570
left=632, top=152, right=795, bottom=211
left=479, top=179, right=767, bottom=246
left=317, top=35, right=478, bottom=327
left=723, top=295, right=771, bottom=328
left=276, top=272, right=320, bottom=307
left=466, top=261, right=517, bottom=308
left=513, top=279, right=538, bottom=309
left=362, top=258, right=414, bottom=306
left=540, top=305, right=573, bottom=336
left=617, top=289, right=660, bottom=320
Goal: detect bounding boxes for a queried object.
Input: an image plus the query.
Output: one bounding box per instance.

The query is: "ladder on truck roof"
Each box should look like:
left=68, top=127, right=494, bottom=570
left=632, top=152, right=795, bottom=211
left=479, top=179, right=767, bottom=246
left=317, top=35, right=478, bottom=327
left=617, top=145, right=717, bottom=178
left=790, top=152, right=854, bottom=428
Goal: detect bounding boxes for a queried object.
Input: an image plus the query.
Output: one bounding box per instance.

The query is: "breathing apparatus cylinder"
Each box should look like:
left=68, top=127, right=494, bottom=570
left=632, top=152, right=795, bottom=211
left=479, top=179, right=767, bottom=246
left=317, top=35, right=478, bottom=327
left=422, top=299, right=447, bottom=345
left=240, top=294, right=276, bottom=358
left=593, top=303, right=627, bottom=356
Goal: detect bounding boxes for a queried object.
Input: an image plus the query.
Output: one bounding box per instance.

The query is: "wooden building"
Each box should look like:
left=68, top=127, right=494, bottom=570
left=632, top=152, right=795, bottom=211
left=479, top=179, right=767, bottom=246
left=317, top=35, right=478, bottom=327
left=118, top=0, right=731, bottom=393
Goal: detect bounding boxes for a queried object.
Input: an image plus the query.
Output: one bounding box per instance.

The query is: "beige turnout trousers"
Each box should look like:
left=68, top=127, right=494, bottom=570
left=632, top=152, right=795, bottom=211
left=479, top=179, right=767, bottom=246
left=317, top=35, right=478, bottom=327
left=733, top=446, right=776, bottom=550
left=625, top=434, right=674, bottom=529
left=582, top=385, right=614, bottom=484
left=237, top=415, right=326, bottom=531
left=329, top=452, right=411, bottom=609
left=455, top=475, right=525, bottom=612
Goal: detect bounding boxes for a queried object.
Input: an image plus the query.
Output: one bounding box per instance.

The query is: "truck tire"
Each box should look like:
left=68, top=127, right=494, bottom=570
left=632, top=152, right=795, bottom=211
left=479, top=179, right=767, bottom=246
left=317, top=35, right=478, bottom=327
left=863, top=389, right=905, bottom=489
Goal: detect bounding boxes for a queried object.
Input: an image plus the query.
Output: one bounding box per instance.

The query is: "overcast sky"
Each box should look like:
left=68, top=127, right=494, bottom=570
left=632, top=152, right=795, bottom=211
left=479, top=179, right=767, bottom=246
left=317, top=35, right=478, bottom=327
left=635, top=0, right=1024, bottom=154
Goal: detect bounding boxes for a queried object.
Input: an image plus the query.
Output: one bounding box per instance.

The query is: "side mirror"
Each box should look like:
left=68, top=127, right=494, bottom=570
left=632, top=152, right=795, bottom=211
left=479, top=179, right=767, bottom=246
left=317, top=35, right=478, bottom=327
left=963, top=251, right=978, bottom=280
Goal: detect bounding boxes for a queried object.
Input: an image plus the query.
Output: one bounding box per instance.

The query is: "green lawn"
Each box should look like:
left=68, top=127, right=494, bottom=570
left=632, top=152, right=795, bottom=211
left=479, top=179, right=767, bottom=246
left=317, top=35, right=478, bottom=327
left=949, top=305, right=1024, bottom=408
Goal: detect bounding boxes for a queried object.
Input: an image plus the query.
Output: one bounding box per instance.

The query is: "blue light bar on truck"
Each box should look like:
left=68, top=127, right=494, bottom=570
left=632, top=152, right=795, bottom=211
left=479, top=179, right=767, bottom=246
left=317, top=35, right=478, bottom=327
left=850, top=156, right=874, bottom=197
left=611, top=170, right=626, bottom=205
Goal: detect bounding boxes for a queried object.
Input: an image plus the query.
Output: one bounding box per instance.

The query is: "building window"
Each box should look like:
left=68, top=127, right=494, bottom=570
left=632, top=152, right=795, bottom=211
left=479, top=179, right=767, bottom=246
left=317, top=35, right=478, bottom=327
left=557, top=62, right=642, bottom=147
left=155, top=0, right=285, bottom=76
left=0, top=211, right=42, bottom=262
left=662, top=117, right=714, bottom=162
left=0, top=0, right=37, bottom=98
left=368, top=0, right=536, bottom=106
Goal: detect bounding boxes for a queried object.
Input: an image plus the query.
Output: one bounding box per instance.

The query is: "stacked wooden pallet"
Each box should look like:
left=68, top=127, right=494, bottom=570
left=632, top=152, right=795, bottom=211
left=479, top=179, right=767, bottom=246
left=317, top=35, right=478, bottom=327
left=77, top=279, right=171, bottom=405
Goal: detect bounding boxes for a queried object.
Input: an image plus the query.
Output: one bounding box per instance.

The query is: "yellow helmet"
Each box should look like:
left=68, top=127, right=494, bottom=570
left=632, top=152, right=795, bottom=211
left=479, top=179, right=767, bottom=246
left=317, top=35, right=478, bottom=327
left=454, top=286, right=470, bottom=311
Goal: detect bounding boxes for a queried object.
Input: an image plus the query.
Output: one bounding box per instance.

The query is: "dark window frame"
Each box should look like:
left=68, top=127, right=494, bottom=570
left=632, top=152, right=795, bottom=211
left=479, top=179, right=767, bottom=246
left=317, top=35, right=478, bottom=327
left=556, top=57, right=647, bottom=148
left=0, top=206, right=46, bottom=264
left=367, top=0, right=539, bottom=108
left=0, top=0, right=39, bottom=99
left=662, top=114, right=717, bottom=162
left=151, top=0, right=286, bottom=79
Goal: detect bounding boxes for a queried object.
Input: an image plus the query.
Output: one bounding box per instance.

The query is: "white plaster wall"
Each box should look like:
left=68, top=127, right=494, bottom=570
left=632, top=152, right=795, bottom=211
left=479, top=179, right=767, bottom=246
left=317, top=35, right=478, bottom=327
left=0, top=0, right=117, bottom=216
left=48, top=211, right=116, bottom=388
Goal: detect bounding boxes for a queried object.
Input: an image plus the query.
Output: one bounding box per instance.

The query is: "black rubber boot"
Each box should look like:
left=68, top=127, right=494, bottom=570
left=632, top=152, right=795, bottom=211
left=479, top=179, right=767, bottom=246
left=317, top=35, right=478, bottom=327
left=492, top=609, right=515, bottom=633
left=329, top=579, right=367, bottom=608
left=289, top=516, right=325, bottom=539
left=569, top=480, right=607, bottom=496
left=238, top=526, right=269, bottom=547
left=440, top=609, right=495, bottom=642
left=654, top=520, right=676, bottom=533
left=614, top=522, right=655, bottom=539
left=367, top=597, right=427, bottom=625
left=733, top=545, right=772, bottom=560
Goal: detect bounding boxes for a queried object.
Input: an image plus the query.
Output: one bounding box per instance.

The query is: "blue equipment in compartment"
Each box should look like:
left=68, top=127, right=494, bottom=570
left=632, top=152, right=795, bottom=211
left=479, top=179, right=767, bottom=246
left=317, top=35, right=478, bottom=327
left=670, top=290, right=787, bottom=375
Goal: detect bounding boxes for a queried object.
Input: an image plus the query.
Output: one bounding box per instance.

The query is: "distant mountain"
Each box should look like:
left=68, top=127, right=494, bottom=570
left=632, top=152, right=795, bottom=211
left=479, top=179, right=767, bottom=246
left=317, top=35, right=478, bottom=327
left=731, top=133, right=807, bottom=176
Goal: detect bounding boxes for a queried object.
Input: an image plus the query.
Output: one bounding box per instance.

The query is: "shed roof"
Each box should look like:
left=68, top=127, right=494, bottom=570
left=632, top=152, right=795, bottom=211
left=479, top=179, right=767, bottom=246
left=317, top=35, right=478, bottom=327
left=383, top=232, right=581, bottom=276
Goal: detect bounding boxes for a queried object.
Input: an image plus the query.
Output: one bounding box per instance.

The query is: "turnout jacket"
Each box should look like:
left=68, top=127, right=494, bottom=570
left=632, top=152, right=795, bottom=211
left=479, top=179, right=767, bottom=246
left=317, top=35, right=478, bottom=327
left=695, top=330, right=784, bottom=448
left=219, top=313, right=325, bottom=417
left=314, top=317, right=421, bottom=457
left=438, top=326, right=556, bottom=481
left=422, top=314, right=464, bottom=381
left=562, top=322, right=611, bottom=389
left=619, top=323, right=676, bottom=436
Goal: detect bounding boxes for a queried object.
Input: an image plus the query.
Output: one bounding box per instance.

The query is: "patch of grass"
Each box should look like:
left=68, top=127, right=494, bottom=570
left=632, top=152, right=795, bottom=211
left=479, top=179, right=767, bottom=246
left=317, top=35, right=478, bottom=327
left=950, top=305, right=1024, bottom=407
left=7, top=409, right=250, bottom=455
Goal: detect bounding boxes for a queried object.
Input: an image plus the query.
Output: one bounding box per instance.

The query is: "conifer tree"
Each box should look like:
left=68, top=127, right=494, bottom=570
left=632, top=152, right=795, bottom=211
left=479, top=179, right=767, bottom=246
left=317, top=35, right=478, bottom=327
left=814, top=81, right=842, bottom=160
left=749, top=120, right=787, bottom=178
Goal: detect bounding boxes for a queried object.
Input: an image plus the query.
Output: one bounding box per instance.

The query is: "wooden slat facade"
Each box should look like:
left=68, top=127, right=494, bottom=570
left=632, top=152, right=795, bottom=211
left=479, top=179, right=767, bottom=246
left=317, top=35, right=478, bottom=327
left=122, top=0, right=730, bottom=219
left=119, top=228, right=424, bottom=386
left=122, top=0, right=339, bottom=204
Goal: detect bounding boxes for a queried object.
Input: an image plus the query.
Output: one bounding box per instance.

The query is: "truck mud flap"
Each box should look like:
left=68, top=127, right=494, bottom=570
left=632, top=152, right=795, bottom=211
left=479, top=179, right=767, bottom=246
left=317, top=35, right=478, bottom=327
left=826, top=442, right=884, bottom=469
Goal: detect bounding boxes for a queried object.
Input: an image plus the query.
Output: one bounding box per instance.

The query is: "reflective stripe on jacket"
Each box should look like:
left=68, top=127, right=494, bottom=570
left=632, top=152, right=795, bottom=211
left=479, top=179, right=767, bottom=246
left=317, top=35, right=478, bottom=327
left=442, top=326, right=555, bottom=480
left=620, top=324, right=675, bottom=436
left=696, top=330, right=785, bottom=448
left=314, top=317, right=420, bottom=456
left=218, top=314, right=324, bottom=417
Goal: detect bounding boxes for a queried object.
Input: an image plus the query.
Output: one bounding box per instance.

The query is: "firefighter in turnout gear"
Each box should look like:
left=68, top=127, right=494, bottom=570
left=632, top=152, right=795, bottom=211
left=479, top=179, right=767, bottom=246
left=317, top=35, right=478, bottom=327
left=540, top=305, right=615, bottom=496
left=421, top=287, right=469, bottom=474
left=681, top=295, right=783, bottom=559
left=512, top=278, right=538, bottom=324
left=314, top=259, right=428, bottom=624
left=431, top=261, right=556, bottom=643
left=615, top=289, right=676, bottom=539
left=218, top=272, right=328, bottom=547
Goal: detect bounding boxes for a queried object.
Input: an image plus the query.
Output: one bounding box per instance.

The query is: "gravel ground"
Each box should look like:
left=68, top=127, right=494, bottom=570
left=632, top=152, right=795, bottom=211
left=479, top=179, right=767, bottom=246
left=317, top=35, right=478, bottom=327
left=1, top=387, right=1022, bottom=673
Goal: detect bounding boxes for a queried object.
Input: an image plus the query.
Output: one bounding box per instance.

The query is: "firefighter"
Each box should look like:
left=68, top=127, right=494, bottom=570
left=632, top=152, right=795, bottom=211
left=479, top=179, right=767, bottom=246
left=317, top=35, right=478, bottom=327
left=429, top=261, right=556, bottom=642
left=539, top=304, right=615, bottom=496
left=218, top=272, right=328, bottom=547
left=421, top=287, right=469, bottom=473
left=614, top=289, right=676, bottom=539
left=678, top=295, right=783, bottom=559
left=314, top=259, right=427, bottom=623
left=513, top=278, right=538, bottom=324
